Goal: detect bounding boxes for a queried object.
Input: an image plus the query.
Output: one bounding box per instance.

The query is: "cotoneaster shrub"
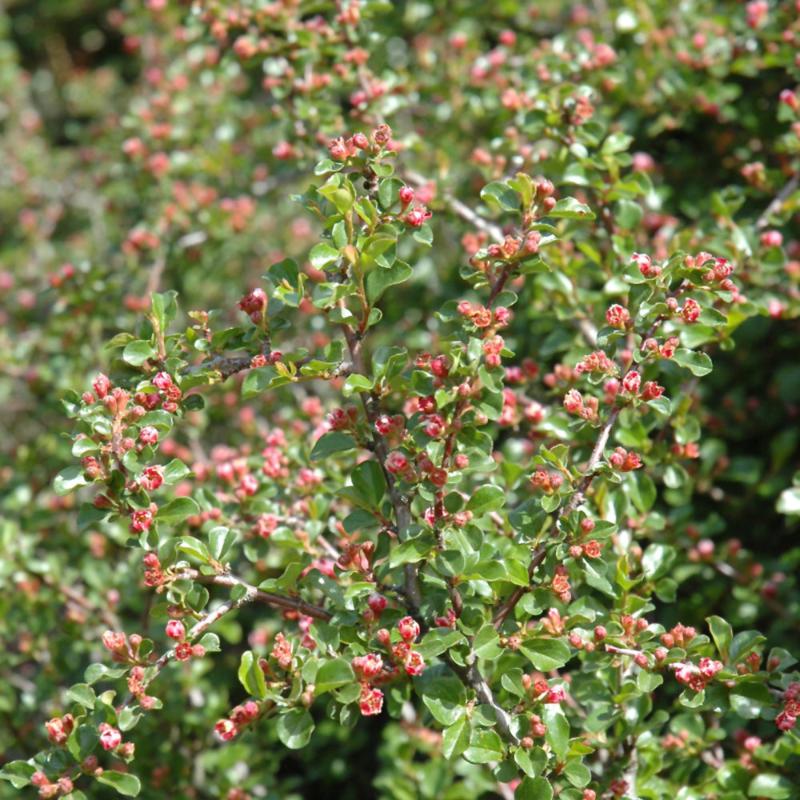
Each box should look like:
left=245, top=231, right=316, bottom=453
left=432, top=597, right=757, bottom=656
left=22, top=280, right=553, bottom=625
left=1, top=1, right=800, bottom=799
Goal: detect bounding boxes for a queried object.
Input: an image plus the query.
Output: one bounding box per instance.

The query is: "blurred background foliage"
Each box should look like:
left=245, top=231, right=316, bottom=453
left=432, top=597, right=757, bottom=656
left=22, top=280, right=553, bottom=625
left=1, top=0, right=799, bottom=797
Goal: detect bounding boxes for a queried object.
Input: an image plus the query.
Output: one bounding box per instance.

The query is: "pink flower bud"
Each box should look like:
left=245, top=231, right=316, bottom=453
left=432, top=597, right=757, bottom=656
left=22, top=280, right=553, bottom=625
left=165, top=619, right=186, bottom=640
left=594, top=626, right=607, bottom=641
left=377, top=628, right=391, bottom=646
left=175, top=642, right=193, bottom=661
left=680, top=298, right=701, bottom=323
left=130, top=507, right=155, bottom=534
left=99, top=724, right=121, bottom=751
left=563, top=389, right=583, bottom=414
left=405, top=206, right=431, bottom=227
left=760, top=230, right=783, bottom=248
left=352, top=653, right=384, bottom=679
left=215, top=718, right=238, bottom=740
left=92, top=373, right=112, bottom=399
left=368, top=593, right=387, bottom=615
left=398, top=186, right=415, bottom=205
left=404, top=650, right=426, bottom=676
left=605, top=304, right=630, bottom=329
left=358, top=685, right=384, bottom=716
left=622, top=371, right=641, bottom=395
left=139, top=426, right=159, bottom=445
left=780, top=89, right=799, bottom=111
left=397, top=616, right=420, bottom=642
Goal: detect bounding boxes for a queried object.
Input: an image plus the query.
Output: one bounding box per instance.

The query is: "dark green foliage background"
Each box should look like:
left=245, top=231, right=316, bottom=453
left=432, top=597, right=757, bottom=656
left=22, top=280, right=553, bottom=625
left=1, top=1, right=799, bottom=797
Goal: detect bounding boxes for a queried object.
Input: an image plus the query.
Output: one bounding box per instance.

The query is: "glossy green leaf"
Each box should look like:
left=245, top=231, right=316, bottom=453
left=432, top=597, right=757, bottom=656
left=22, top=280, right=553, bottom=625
left=96, top=772, right=141, bottom=797
left=277, top=709, right=314, bottom=749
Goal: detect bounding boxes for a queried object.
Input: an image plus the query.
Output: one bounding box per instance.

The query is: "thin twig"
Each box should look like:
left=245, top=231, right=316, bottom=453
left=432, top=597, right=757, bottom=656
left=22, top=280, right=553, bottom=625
left=756, top=174, right=798, bottom=229
left=123, top=583, right=260, bottom=708
left=444, top=194, right=506, bottom=242
left=183, top=571, right=332, bottom=621
left=406, top=169, right=598, bottom=346
left=405, top=170, right=506, bottom=242
left=446, top=654, right=520, bottom=746
left=181, top=353, right=258, bottom=379
left=182, top=350, right=351, bottom=382
left=39, top=573, right=120, bottom=630
left=341, top=324, right=422, bottom=613
left=562, top=407, right=620, bottom=516
left=492, top=407, right=620, bottom=628
left=123, top=572, right=330, bottom=709
left=605, top=644, right=643, bottom=657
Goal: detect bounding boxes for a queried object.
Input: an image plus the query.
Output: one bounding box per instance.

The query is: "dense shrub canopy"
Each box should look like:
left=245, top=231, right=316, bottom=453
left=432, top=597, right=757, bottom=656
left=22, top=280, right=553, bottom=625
left=1, top=1, right=800, bottom=799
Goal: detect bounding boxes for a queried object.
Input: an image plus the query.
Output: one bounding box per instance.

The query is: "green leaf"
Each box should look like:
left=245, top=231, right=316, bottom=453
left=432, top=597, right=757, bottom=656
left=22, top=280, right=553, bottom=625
left=602, top=131, right=633, bottom=154
left=777, top=486, right=800, bottom=515
left=730, top=682, right=771, bottom=719
left=96, top=772, right=141, bottom=797
left=66, top=683, right=96, bottom=709
left=441, top=716, right=470, bottom=760
left=377, top=178, right=404, bottom=209
left=642, top=543, right=676, bottom=580
left=706, top=615, right=733, bottom=660
left=514, top=747, right=546, bottom=778
left=472, top=624, right=503, bottom=660
left=730, top=630, right=766, bottom=663
left=508, top=173, right=535, bottom=206
left=0, top=761, right=37, bottom=789
left=238, top=651, right=267, bottom=699
left=464, top=729, right=505, bottom=764
left=542, top=704, right=570, bottom=760
left=197, top=632, right=220, bottom=653
left=208, top=526, right=237, bottom=561
left=519, top=638, right=571, bottom=671
left=117, top=707, right=141, bottom=732
left=516, top=777, right=553, bottom=800
left=366, top=259, right=413, bottom=304
left=748, top=774, right=793, bottom=799
left=389, top=531, right=436, bottom=566
left=314, top=158, right=339, bottom=176
left=242, top=366, right=277, bottom=399
left=343, top=374, right=373, bottom=396
left=343, top=508, right=380, bottom=532
left=310, top=432, right=356, bottom=461
left=549, top=197, right=595, bottom=220
left=417, top=629, right=466, bottom=659
left=679, top=688, right=706, bottom=708
left=466, top=485, right=505, bottom=514
left=54, top=465, right=88, bottom=495
left=177, top=536, right=211, bottom=563
left=563, top=760, right=591, bottom=788
left=480, top=181, right=519, bottom=212
left=423, top=694, right=465, bottom=727
left=85, top=663, right=127, bottom=684
left=122, top=339, right=156, bottom=367
left=766, top=647, right=797, bottom=672
left=615, top=199, right=643, bottom=229
left=309, top=242, right=340, bottom=269
left=673, top=348, right=713, bottom=377
left=350, top=460, right=386, bottom=507
left=637, top=670, right=663, bottom=693
left=162, top=459, right=190, bottom=484
left=318, top=177, right=354, bottom=215
left=628, top=471, right=656, bottom=513
left=412, top=224, right=433, bottom=247
left=156, top=497, right=199, bottom=525
left=314, top=658, right=355, bottom=694
left=150, top=290, right=177, bottom=330
left=277, top=708, right=314, bottom=749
